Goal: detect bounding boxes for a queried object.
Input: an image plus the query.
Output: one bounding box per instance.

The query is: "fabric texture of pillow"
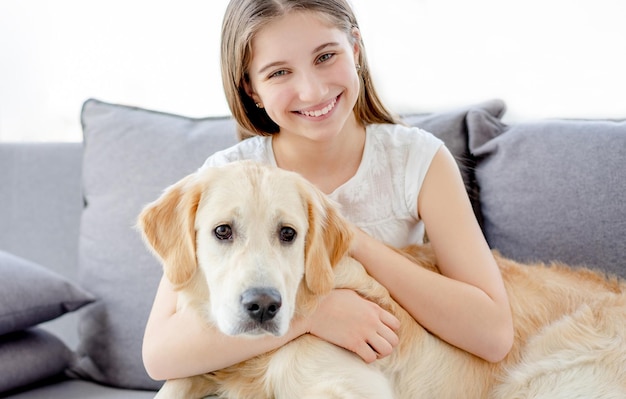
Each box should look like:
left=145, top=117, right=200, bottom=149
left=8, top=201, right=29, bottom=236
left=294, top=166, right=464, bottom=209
left=468, top=109, right=626, bottom=277
left=73, top=98, right=505, bottom=390
left=0, top=250, right=94, bottom=336
left=0, top=328, right=74, bottom=394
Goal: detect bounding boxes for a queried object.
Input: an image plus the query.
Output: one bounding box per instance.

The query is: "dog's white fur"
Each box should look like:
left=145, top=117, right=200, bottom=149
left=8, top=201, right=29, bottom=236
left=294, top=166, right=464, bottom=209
left=139, top=160, right=626, bottom=399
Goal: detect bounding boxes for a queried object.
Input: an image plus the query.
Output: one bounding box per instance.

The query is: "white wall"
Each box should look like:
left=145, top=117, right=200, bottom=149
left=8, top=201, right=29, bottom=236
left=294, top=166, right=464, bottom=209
left=1, top=0, right=624, bottom=142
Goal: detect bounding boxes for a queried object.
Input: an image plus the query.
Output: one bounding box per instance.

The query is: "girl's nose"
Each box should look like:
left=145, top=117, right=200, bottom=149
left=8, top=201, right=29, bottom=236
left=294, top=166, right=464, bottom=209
left=295, top=72, right=328, bottom=103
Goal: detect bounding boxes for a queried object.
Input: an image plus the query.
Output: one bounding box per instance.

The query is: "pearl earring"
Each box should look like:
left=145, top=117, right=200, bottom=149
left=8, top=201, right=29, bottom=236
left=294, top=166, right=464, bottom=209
left=255, top=103, right=263, bottom=109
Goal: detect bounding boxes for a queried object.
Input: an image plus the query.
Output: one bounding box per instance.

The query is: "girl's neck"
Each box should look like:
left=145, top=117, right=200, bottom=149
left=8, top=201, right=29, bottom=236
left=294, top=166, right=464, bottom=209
left=272, top=122, right=367, bottom=194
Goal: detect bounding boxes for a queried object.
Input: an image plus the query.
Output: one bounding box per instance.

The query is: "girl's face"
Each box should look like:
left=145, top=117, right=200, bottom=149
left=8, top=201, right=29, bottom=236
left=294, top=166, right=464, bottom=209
left=246, top=11, right=361, bottom=142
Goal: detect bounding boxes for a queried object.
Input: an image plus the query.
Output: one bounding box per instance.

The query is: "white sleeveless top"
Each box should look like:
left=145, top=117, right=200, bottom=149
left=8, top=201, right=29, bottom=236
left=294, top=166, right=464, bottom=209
left=201, top=123, right=443, bottom=247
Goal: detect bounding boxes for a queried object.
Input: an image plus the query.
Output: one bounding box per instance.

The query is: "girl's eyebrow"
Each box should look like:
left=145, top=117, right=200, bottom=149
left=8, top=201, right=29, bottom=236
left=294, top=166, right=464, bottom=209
left=312, top=42, right=339, bottom=54
left=256, top=42, right=340, bottom=75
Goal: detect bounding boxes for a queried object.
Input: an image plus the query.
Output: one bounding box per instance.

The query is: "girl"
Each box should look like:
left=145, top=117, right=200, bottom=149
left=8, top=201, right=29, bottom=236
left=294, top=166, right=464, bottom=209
left=143, top=0, right=513, bottom=381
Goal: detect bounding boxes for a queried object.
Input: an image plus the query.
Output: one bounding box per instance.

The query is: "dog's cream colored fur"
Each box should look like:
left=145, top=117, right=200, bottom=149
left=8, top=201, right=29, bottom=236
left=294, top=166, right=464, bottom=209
left=139, top=161, right=626, bottom=399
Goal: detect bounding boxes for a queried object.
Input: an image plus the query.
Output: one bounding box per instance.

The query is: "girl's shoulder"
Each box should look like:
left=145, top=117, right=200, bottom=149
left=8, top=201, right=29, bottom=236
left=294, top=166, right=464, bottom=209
left=366, top=123, right=443, bottom=149
left=201, top=136, right=273, bottom=169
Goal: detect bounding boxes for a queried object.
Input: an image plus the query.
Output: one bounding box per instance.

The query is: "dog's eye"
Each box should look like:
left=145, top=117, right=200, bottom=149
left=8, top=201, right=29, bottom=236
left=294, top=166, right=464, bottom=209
left=214, top=224, right=233, bottom=240
left=279, top=226, right=297, bottom=243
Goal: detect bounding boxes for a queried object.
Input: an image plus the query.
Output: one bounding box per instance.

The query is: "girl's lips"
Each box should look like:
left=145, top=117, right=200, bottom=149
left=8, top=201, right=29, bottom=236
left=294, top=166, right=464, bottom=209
left=297, top=95, right=339, bottom=118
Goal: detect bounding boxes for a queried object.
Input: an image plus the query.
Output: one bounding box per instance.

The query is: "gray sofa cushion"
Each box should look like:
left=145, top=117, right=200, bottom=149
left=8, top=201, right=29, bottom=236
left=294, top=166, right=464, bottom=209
left=0, top=250, right=94, bottom=335
left=0, top=328, right=74, bottom=394
left=73, top=98, right=505, bottom=390
left=468, top=109, right=626, bottom=277
left=0, top=143, right=83, bottom=280
left=2, top=379, right=157, bottom=399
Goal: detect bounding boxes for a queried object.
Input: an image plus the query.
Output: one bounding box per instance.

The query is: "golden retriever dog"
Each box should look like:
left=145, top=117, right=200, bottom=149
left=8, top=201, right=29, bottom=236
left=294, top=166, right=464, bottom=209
left=138, top=160, right=626, bottom=399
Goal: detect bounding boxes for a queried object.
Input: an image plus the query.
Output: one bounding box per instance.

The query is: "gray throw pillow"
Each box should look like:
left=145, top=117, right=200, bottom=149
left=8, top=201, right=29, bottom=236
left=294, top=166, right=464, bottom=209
left=0, top=250, right=94, bottom=335
left=0, top=328, right=74, bottom=394
left=468, top=109, right=626, bottom=278
left=73, top=98, right=506, bottom=390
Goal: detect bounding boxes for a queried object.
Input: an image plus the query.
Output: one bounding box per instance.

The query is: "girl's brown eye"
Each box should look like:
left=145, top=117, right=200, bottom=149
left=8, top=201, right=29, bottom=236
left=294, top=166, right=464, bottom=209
left=316, top=53, right=334, bottom=63
left=214, top=224, right=233, bottom=240
left=269, top=69, right=288, bottom=79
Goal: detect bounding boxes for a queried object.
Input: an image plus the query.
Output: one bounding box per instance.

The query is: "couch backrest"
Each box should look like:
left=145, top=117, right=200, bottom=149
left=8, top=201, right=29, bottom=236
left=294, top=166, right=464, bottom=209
left=0, top=142, right=83, bottom=282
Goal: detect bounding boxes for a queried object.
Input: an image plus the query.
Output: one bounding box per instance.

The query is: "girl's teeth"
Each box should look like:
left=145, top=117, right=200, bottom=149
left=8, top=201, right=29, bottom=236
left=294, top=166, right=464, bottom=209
left=302, top=98, right=336, bottom=117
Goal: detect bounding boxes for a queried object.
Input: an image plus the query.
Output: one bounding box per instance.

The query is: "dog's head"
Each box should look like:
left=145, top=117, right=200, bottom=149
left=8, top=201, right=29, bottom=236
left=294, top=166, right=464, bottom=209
left=138, top=160, right=352, bottom=337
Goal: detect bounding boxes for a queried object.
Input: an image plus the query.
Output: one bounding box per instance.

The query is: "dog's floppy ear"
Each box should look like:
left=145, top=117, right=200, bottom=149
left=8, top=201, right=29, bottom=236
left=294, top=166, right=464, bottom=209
left=302, top=184, right=354, bottom=295
left=137, top=173, right=204, bottom=289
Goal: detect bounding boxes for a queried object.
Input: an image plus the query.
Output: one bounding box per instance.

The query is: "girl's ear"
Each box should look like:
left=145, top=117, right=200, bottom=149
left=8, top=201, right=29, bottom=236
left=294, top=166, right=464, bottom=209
left=243, top=78, right=261, bottom=106
left=351, top=27, right=361, bottom=65
left=137, top=173, right=204, bottom=289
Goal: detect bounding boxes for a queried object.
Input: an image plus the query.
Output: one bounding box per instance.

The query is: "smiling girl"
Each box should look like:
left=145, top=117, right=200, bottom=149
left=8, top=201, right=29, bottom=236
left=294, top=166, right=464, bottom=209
left=142, top=0, right=514, bottom=381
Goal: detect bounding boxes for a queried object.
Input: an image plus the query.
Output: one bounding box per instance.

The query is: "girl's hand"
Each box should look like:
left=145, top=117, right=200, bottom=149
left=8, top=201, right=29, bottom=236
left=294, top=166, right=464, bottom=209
left=306, top=289, right=400, bottom=363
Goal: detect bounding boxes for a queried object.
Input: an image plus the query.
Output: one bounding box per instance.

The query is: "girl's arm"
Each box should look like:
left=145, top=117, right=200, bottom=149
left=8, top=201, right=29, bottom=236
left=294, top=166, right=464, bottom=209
left=143, top=275, right=400, bottom=380
left=351, top=146, right=514, bottom=363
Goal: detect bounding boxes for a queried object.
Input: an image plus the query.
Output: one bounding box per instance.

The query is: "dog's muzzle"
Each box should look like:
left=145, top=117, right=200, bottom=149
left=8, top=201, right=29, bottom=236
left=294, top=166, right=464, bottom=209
left=240, top=287, right=282, bottom=326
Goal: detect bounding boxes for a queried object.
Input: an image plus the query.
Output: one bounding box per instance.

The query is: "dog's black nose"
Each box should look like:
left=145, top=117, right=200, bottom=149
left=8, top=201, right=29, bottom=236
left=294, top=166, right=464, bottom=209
left=241, top=288, right=282, bottom=323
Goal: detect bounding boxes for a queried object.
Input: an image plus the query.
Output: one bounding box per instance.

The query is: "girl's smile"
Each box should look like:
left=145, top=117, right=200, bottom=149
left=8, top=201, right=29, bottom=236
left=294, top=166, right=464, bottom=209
left=296, top=94, right=339, bottom=119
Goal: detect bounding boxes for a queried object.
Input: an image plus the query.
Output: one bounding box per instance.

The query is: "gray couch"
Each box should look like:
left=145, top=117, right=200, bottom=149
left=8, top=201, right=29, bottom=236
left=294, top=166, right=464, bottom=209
left=0, top=99, right=624, bottom=398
